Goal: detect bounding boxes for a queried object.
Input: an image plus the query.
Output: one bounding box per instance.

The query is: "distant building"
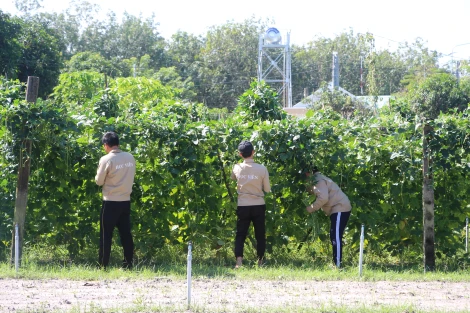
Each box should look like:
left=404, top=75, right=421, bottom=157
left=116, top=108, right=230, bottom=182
left=284, top=89, right=392, bottom=118
left=355, top=95, right=392, bottom=109
left=284, top=52, right=392, bottom=118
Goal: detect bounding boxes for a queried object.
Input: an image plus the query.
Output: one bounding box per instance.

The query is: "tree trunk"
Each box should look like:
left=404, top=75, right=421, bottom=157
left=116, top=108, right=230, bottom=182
left=10, top=76, right=38, bottom=266
left=10, top=139, right=32, bottom=266
left=422, top=124, right=435, bottom=271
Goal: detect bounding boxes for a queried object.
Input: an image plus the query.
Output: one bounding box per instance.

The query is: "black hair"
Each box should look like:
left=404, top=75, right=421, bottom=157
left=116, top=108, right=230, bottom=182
left=101, top=131, right=119, bottom=147
left=302, top=166, right=319, bottom=175
left=238, top=140, right=254, bottom=158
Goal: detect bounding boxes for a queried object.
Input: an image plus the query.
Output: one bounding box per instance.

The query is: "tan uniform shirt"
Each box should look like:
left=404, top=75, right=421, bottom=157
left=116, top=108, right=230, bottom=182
left=308, top=173, right=351, bottom=216
left=95, top=148, right=136, bottom=201
left=231, top=158, right=270, bottom=206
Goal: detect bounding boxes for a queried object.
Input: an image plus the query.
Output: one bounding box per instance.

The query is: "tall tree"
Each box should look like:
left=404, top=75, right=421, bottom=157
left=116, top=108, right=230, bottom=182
left=64, top=51, right=124, bottom=77
left=78, top=12, right=167, bottom=69
left=166, top=31, right=204, bottom=103
left=0, top=11, right=22, bottom=79
left=167, top=31, right=204, bottom=76
left=199, top=17, right=269, bottom=109
left=371, top=49, right=407, bottom=95
left=13, top=0, right=42, bottom=14
left=154, top=66, right=197, bottom=102
left=16, top=19, right=62, bottom=98
left=40, top=0, right=101, bottom=59
left=405, top=72, right=469, bottom=120
left=33, top=11, right=81, bottom=59
left=398, top=38, right=441, bottom=89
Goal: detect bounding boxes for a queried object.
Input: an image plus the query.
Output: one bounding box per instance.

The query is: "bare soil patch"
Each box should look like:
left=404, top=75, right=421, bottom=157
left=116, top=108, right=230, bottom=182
left=1, top=277, right=469, bottom=312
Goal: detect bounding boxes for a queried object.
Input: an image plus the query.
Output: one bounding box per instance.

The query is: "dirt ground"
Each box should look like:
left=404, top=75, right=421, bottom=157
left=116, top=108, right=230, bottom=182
left=1, top=277, right=469, bottom=312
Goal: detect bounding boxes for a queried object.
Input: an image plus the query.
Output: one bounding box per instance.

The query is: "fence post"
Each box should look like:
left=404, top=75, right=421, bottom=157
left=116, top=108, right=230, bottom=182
left=466, top=217, right=468, bottom=253
left=187, top=241, right=192, bottom=309
left=11, top=76, right=39, bottom=267
left=15, top=223, right=19, bottom=275
left=359, top=224, right=365, bottom=277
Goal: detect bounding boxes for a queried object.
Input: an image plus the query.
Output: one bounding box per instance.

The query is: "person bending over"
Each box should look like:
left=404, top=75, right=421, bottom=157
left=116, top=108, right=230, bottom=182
left=305, top=167, right=351, bottom=268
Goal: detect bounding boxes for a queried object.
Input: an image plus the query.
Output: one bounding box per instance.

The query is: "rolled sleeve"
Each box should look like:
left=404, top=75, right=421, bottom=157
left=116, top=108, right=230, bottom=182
left=310, top=180, right=328, bottom=212
left=263, top=169, right=271, bottom=193
left=95, top=159, right=108, bottom=186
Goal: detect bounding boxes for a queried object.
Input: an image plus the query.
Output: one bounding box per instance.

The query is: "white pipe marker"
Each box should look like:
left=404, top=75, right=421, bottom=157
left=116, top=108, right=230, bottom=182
left=359, top=224, right=365, bottom=277
left=466, top=217, right=468, bottom=253
left=15, top=223, right=19, bottom=274
left=187, top=241, right=192, bottom=309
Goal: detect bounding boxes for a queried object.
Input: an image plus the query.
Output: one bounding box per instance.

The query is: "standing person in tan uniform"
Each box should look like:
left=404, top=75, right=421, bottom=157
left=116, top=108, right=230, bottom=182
left=231, top=140, right=271, bottom=268
left=95, top=132, right=136, bottom=270
left=305, top=167, right=351, bottom=268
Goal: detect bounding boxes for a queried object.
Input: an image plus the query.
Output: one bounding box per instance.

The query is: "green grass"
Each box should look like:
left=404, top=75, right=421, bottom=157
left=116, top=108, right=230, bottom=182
left=2, top=242, right=470, bottom=313
left=1, top=239, right=470, bottom=281
left=2, top=261, right=470, bottom=282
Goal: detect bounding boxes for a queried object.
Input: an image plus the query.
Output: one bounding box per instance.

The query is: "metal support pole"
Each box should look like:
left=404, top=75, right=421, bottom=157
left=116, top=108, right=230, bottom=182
left=187, top=241, right=192, bottom=309
left=15, top=223, right=19, bottom=274
left=466, top=217, right=468, bottom=253
left=359, top=224, right=365, bottom=277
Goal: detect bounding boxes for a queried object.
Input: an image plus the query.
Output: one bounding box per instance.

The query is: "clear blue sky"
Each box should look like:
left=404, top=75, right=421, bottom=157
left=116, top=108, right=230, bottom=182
left=3, top=0, right=470, bottom=65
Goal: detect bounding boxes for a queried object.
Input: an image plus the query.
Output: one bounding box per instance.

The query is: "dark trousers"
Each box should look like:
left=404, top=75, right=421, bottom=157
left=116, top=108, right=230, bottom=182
left=329, top=211, right=351, bottom=268
left=99, top=200, right=134, bottom=268
left=235, top=204, right=266, bottom=260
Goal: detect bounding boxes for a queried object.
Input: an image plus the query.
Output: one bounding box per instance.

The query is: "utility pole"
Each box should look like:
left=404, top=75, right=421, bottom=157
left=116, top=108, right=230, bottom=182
left=451, top=42, right=470, bottom=76
left=332, top=52, right=339, bottom=87
left=360, top=56, right=364, bottom=95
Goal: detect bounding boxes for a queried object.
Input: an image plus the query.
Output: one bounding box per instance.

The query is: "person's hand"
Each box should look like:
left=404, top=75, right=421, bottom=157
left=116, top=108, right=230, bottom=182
left=306, top=205, right=314, bottom=213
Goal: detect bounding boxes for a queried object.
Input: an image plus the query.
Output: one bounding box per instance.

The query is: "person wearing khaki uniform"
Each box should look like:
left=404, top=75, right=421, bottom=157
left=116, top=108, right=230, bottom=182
left=95, top=132, right=136, bottom=269
left=305, top=168, right=351, bottom=268
left=231, top=141, right=271, bottom=268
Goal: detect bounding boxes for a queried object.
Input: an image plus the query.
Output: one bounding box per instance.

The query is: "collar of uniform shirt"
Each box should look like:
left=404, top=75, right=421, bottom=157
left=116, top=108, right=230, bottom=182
left=243, top=158, right=254, bottom=163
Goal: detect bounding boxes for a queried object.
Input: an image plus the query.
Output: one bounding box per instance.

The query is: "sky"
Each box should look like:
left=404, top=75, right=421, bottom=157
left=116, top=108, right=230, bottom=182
left=3, top=0, right=470, bottom=66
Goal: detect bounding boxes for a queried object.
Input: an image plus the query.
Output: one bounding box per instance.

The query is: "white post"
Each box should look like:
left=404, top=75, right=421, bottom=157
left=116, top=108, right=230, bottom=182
left=15, top=223, right=19, bottom=274
left=466, top=217, right=468, bottom=253
left=359, top=224, right=365, bottom=277
left=187, top=241, right=192, bottom=309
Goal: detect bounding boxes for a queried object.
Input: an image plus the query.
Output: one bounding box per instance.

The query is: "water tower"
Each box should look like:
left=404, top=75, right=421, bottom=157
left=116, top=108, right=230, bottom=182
left=257, top=28, right=292, bottom=108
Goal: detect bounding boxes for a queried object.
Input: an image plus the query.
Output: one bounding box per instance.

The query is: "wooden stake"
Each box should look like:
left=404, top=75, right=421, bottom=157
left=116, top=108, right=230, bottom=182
left=10, top=76, right=38, bottom=266
left=423, top=124, right=435, bottom=271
